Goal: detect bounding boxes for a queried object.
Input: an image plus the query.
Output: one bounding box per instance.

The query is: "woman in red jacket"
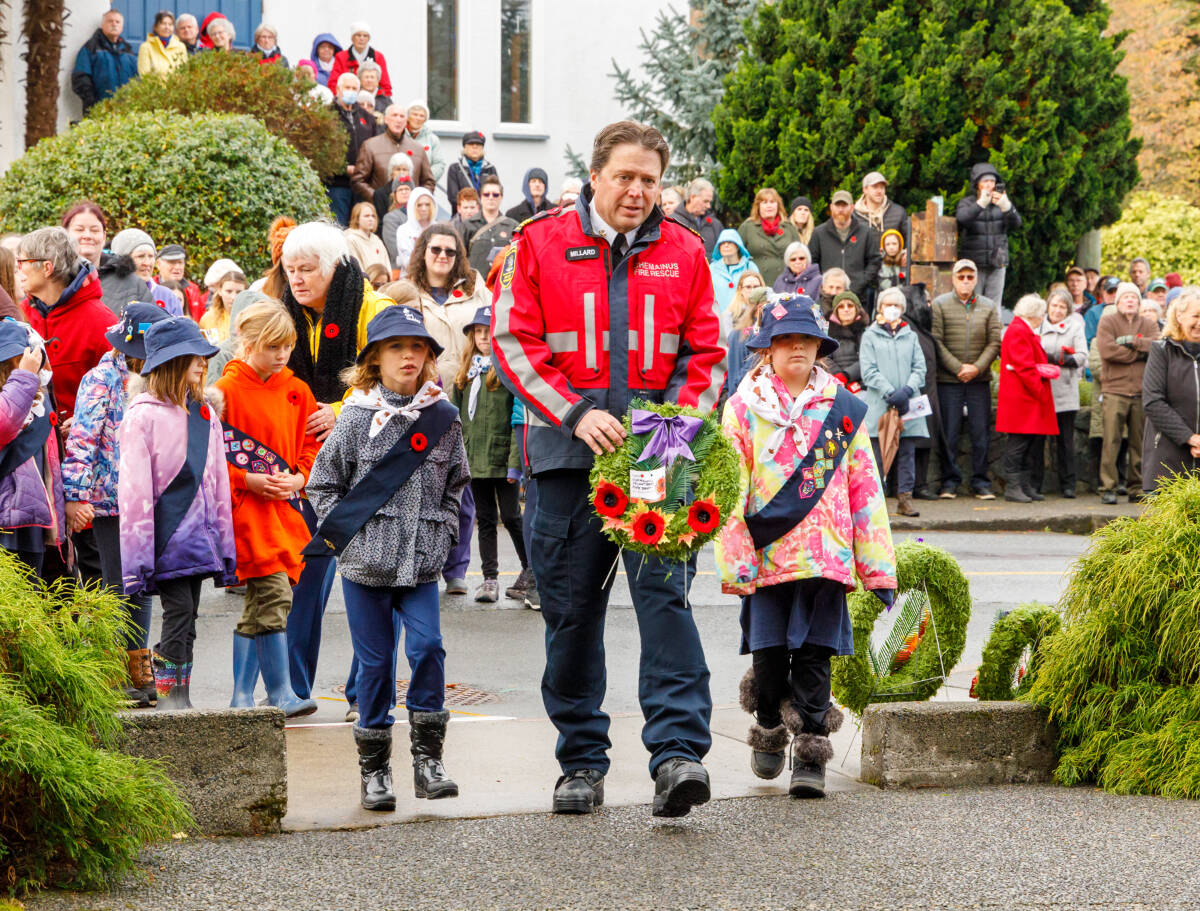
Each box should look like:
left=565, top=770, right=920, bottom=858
left=997, top=293, right=1059, bottom=503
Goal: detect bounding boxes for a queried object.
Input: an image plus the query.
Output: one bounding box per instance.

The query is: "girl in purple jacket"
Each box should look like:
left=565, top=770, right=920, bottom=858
left=0, top=319, right=64, bottom=576
left=118, top=318, right=237, bottom=710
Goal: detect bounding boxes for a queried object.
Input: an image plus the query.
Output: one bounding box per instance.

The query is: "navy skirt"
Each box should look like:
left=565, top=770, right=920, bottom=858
left=740, top=577, right=855, bottom=656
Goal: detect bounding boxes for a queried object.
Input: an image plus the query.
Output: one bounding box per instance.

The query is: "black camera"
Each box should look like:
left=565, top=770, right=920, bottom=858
left=994, top=181, right=1006, bottom=193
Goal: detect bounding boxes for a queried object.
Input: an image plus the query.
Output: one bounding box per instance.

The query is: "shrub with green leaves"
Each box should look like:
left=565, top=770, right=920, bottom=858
left=1028, top=475, right=1200, bottom=797
left=1100, top=190, right=1200, bottom=283
left=93, top=50, right=345, bottom=179
left=713, top=0, right=1140, bottom=303
left=0, top=112, right=331, bottom=280
left=0, top=554, right=191, bottom=895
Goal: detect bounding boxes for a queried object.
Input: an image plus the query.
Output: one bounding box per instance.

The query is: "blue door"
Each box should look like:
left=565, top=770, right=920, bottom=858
left=113, top=0, right=260, bottom=50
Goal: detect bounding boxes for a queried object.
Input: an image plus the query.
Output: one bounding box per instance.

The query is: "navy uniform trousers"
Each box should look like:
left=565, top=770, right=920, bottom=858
left=531, top=470, right=712, bottom=778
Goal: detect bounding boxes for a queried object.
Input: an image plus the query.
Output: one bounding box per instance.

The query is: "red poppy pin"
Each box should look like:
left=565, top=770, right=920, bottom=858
left=728, top=282, right=734, bottom=289
left=47, top=411, right=58, bottom=426
left=705, top=217, right=712, bottom=224
left=452, top=289, right=463, bottom=298
left=843, top=416, right=854, bottom=433
left=411, top=432, right=428, bottom=451
left=406, top=150, right=413, bottom=156
left=324, top=323, right=340, bottom=339
left=200, top=404, right=211, bottom=421
left=850, top=235, right=857, bottom=243
left=424, top=145, right=430, bottom=152
left=287, top=391, right=300, bottom=405
left=156, top=301, right=166, bottom=309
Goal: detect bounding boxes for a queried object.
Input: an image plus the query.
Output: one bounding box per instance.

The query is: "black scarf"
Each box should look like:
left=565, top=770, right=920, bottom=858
left=282, top=258, right=366, bottom=404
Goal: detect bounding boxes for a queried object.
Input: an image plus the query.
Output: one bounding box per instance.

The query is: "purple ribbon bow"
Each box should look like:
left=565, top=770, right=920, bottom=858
left=631, top=409, right=703, bottom=465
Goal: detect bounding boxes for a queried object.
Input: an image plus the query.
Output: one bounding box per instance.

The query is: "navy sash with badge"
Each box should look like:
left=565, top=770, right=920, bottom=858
left=221, top=422, right=317, bottom=530
left=154, top=400, right=210, bottom=558
left=744, top=386, right=869, bottom=551
left=302, top=400, right=457, bottom=557
left=0, top=412, right=52, bottom=481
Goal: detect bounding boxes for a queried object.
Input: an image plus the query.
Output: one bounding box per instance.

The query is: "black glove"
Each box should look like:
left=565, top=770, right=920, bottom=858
left=886, top=387, right=910, bottom=414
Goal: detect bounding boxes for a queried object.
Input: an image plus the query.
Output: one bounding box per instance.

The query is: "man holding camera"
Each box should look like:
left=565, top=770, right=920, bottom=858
left=955, top=163, right=1021, bottom=311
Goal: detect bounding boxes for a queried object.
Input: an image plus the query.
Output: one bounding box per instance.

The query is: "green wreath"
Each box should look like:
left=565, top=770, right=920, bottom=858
left=831, top=540, right=972, bottom=716
left=588, top=399, right=740, bottom=562
left=972, top=603, right=1062, bottom=701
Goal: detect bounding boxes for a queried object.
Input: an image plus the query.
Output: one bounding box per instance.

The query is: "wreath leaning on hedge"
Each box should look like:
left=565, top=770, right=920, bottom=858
left=588, top=399, right=740, bottom=562
left=831, top=540, right=972, bottom=716
left=972, top=603, right=1062, bottom=701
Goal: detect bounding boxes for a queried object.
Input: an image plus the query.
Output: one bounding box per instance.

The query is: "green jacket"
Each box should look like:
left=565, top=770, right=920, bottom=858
left=450, top=373, right=520, bottom=479
left=931, top=291, right=1002, bottom=384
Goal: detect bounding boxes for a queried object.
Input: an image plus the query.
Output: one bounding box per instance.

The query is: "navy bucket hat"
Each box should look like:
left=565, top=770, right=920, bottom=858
left=462, top=304, right=492, bottom=335
left=0, top=319, right=31, bottom=363
left=106, top=303, right=171, bottom=360
left=357, top=305, right=444, bottom=363
left=747, top=293, right=839, bottom=358
left=141, top=317, right=220, bottom=375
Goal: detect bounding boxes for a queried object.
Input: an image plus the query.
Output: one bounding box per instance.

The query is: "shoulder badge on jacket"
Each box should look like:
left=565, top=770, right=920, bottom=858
left=667, top=213, right=703, bottom=240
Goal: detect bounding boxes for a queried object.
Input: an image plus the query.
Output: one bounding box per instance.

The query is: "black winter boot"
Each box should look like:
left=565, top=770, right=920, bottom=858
left=788, top=706, right=842, bottom=799
left=740, top=666, right=788, bottom=780
left=410, top=710, right=459, bottom=799
left=354, top=726, right=395, bottom=811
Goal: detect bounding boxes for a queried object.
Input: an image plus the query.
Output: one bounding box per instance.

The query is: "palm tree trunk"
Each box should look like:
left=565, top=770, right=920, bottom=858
left=23, top=0, right=65, bottom=149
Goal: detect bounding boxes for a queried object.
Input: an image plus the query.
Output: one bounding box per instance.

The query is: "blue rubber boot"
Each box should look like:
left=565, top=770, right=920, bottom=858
left=230, top=632, right=260, bottom=708
left=256, top=631, right=318, bottom=718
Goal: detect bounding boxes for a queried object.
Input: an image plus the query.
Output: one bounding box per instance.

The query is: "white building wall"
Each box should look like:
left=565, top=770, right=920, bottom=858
left=2, top=0, right=672, bottom=199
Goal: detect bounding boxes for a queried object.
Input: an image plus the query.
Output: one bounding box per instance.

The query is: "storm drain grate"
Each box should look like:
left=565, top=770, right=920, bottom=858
left=332, top=681, right=499, bottom=706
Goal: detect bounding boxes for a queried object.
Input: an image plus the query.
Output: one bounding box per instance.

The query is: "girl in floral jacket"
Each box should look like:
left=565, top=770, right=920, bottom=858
left=118, top=317, right=236, bottom=709
left=715, top=294, right=896, bottom=799
left=63, top=303, right=169, bottom=707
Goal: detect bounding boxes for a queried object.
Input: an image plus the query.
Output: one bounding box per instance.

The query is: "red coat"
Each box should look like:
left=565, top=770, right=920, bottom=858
left=21, top=265, right=115, bottom=421
left=329, top=47, right=393, bottom=97
left=997, top=316, right=1058, bottom=435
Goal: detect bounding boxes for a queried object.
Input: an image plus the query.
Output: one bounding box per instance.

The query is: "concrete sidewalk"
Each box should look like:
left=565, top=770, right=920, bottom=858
left=282, top=705, right=870, bottom=831
left=888, top=493, right=1140, bottom=533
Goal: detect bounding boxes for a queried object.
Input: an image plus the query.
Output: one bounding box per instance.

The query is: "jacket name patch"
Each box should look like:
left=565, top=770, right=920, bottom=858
left=634, top=262, right=680, bottom=279
left=565, top=246, right=600, bottom=262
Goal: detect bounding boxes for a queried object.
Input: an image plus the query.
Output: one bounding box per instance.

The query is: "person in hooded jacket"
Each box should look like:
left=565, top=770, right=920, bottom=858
left=72, top=10, right=138, bottom=113
left=710, top=229, right=759, bottom=336
left=825, top=291, right=869, bottom=391
left=506, top=168, right=553, bottom=223
left=137, top=11, right=188, bottom=75
left=310, top=33, right=342, bottom=87
left=773, top=242, right=821, bottom=299
left=955, top=162, right=1021, bottom=310
left=395, top=188, right=438, bottom=275
left=738, top=188, right=800, bottom=287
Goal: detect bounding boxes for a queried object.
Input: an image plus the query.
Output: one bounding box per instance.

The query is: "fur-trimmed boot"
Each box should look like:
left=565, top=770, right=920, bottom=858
left=354, top=725, right=395, bottom=811
left=788, top=705, right=843, bottom=799
left=740, top=667, right=789, bottom=780
left=410, top=710, right=459, bottom=799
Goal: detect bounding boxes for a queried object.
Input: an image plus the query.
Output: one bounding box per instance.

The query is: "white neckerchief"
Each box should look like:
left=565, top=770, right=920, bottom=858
left=466, top=354, right=491, bottom=420
left=344, top=380, right=447, bottom=439
left=744, top=364, right=827, bottom=464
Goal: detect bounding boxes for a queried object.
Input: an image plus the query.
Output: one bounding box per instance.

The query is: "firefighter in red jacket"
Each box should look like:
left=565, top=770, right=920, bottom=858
left=492, top=121, right=726, bottom=818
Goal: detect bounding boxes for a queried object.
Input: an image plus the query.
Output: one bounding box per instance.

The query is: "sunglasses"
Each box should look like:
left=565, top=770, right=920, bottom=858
left=429, top=246, right=457, bottom=257
left=481, top=191, right=501, bottom=198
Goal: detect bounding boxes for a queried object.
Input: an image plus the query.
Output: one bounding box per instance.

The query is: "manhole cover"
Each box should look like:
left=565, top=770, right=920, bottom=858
left=331, top=681, right=499, bottom=706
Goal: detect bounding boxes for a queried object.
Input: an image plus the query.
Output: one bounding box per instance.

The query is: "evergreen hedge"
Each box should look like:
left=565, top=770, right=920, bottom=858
left=93, top=51, right=346, bottom=179
left=0, top=554, right=191, bottom=895
left=0, top=112, right=331, bottom=280
left=713, top=0, right=1141, bottom=303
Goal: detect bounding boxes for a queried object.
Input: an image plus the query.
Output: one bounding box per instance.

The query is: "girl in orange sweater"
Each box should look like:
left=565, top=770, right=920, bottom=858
left=214, top=301, right=322, bottom=717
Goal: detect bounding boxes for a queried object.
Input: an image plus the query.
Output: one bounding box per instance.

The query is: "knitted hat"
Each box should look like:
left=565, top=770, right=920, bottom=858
left=110, top=228, right=156, bottom=258
left=349, top=20, right=371, bottom=36
left=1114, top=281, right=1141, bottom=305
left=879, top=228, right=905, bottom=251
left=789, top=196, right=813, bottom=212
left=268, top=216, right=297, bottom=265
left=204, top=258, right=243, bottom=288
left=1165, top=272, right=1183, bottom=288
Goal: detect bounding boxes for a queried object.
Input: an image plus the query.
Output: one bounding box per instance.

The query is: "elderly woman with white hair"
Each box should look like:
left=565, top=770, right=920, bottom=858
left=205, top=17, right=236, bottom=52
left=997, top=293, right=1060, bottom=502
left=277, top=221, right=396, bottom=707
left=252, top=23, right=288, bottom=65
left=773, top=241, right=821, bottom=299
left=1033, top=288, right=1088, bottom=498
left=859, top=286, right=928, bottom=516
left=404, top=101, right=446, bottom=182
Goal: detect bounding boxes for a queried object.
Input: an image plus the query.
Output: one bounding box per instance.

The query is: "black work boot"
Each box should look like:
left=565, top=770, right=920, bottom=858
left=552, top=769, right=605, bottom=814
left=652, top=758, right=711, bottom=818
left=409, top=710, right=459, bottom=799
left=354, top=726, right=395, bottom=811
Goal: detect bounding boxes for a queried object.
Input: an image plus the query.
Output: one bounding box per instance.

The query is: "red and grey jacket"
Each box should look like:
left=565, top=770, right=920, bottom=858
left=491, top=187, right=726, bottom=474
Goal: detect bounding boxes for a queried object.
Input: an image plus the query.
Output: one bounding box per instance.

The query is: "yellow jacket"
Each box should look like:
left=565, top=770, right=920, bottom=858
left=137, top=34, right=188, bottom=75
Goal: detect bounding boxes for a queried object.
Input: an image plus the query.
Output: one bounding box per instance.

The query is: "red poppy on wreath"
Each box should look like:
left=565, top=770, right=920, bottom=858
left=287, top=391, right=300, bottom=405
left=593, top=481, right=629, bottom=518
left=687, top=499, right=721, bottom=534
left=325, top=323, right=340, bottom=339
left=842, top=416, right=854, bottom=433
left=631, top=508, right=666, bottom=545
left=411, top=432, right=428, bottom=451
left=47, top=411, right=58, bottom=427
left=200, top=404, right=211, bottom=421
